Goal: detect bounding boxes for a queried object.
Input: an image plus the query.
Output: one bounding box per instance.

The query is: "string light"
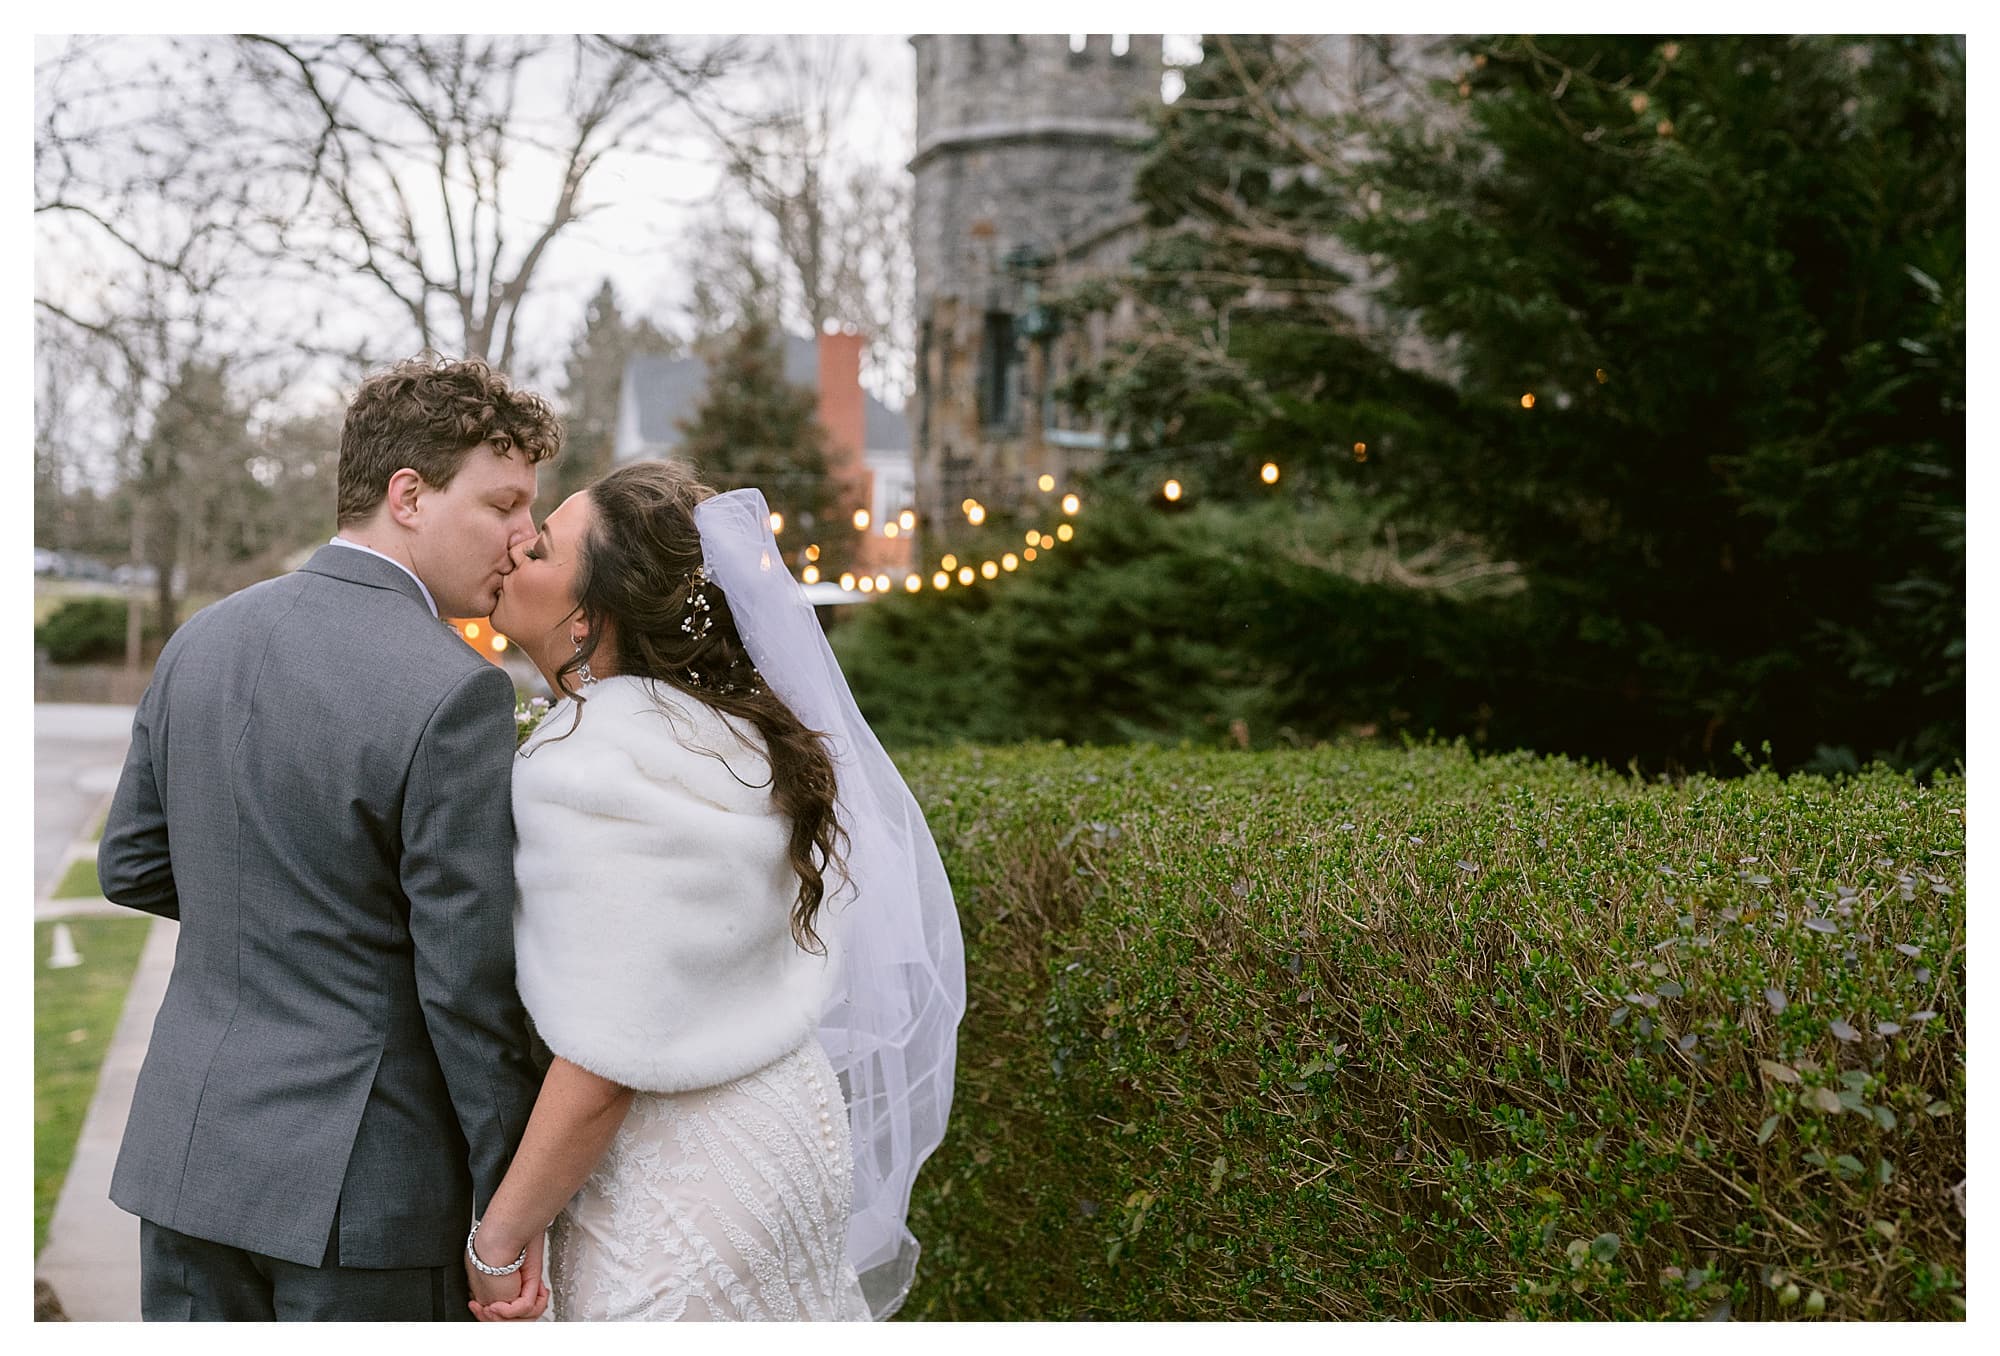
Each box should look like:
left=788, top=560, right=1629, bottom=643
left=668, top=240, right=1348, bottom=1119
left=981, top=561, right=998, bottom=580
left=769, top=512, right=784, bottom=534
left=875, top=573, right=891, bottom=592
left=941, top=553, right=958, bottom=571
left=1001, top=553, right=1019, bottom=571
left=1056, top=523, right=1074, bottom=542
left=1520, top=393, right=1536, bottom=409
left=957, top=566, right=975, bottom=586
left=805, top=543, right=821, bottom=562
left=967, top=506, right=987, bottom=526
left=899, top=509, right=916, bottom=531
left=1061, top=493, right=1081, bottom=515
left=858, top=576, right=875, bottom=593
left=839, top=572, right=856, bottom=591
left=1037, top=474, right=1055, bottom=492
left=803, top=565, right=821, bottom=584
left=852, top=508, right=871, bottom=531
left=1040, top=534, right=1055, bottom=549
left=1595, top=368, right=1609, bottom=384
left=464, top=623, right=481, bottom=640
left=904, top=574, right=922, bottom=593
left=1260, top=463, right=1280, bottom=484
left=491, top=636, right=507, bottom=653
left=961, top=498, right=978, bottom=514
left=884, top=521, right=900, bottom=538
left=1024, top=530, right=1040, bottom=546
left=1164, top=479, right=1183, bottom=501
left=1023, top=547, right=1037, bottom=561
left=933, top=571, right=950, bottom=590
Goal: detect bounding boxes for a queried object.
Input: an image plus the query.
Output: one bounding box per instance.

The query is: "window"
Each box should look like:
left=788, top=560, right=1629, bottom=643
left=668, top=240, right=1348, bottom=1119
left=981, top=312, right=1020, bottom=430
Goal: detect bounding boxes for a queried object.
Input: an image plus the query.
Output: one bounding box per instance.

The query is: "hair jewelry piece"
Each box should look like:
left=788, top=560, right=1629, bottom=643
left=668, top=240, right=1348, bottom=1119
left=679, top=563, right=715, bottom=640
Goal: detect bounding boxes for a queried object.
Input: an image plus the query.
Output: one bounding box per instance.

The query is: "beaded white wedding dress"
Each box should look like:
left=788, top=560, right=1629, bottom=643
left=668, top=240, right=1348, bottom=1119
left=546, top=1037, right=870, bottom=1322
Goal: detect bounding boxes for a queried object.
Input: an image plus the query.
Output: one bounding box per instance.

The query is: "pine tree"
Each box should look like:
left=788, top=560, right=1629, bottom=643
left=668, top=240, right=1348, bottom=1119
left=553, top=280, right=673, bottom=505
left=1097, top=35, right=1964, bottom=771
left=675, top=314, right=845, bottom=575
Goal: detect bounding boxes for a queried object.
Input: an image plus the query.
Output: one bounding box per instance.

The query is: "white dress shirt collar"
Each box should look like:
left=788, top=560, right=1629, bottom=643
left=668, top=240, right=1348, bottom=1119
left=328, top=536, right=440, bottom=618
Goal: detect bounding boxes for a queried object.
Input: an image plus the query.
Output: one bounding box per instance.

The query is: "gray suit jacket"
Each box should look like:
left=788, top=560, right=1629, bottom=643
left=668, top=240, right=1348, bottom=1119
left=100, top=544, right=543, bottom=1269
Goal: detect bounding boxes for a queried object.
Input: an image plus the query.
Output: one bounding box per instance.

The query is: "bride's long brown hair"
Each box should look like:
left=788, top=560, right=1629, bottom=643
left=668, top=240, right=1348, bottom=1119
left=558, top=460, right=846, bottom=955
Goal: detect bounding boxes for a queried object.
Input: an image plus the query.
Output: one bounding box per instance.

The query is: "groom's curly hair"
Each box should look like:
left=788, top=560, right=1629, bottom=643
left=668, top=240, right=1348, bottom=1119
left=560, top=459, right=847, bottom=957
left=336, top=354, right=563, bottom=527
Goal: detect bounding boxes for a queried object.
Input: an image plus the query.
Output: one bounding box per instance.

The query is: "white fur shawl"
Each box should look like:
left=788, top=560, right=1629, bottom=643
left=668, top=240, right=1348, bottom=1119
left=511, top=675, right=833, bottom=1092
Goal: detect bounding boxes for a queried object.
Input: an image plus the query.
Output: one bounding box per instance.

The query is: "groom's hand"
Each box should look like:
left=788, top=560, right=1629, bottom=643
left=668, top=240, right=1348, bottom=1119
left=467, top=1231, right=548, bottom=1322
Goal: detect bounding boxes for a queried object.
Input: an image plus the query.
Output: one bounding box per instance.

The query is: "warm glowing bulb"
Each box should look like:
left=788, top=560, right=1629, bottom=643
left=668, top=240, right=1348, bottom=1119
left=464, top=622, right=481, bottom=640
left=967, top=506, right=986, bottom=526
left=1595, top=368, right=1609, bottom=384
left=1040, top=534, right=1055, bottom=550
left=1024, top=546, right=1037, bottom=562
left=839, top=572, right=856, bottom=591
left=800, top=565, right=819, bottom=584
left=852, top=508, right=871, bottom=531
left=1025, top=530, right=1040, bottom=546
left=899, top=509, right=916, bottom=531
left=858, top=576, right=875, bottom=593
left=933, top=571, right=950, bottom=590
left=1164, top=479, right=1183, bottom=501
left=769, top=512, right=784, bottom=534
left=981, top=561, right=998, bottom=580
left=961, top=498, right=978, bottom=514
left=941, top=553, right=958, bottom=571
left=1061, top=493, right=1081, bottom=515
left=1520, top=393, right=1536, bottom=409
left=875, top=574, right=891, bottom=591
left=1056, top=523, right=1074, bottom=542
left=1002, top=553, right=1019, bottom=571
left=884, top=521, right=900, bottom=538
left=805, top=543, right=820, bottom=562
left=957, top=566, right=975, bottom=586
left=1037, top=474, right=1055, bottom=492
left=1260, top=462, right=1280, bottom=484
left=905, top=574, right=922, bottom=593
left=491, top=635, right=507, bottom=653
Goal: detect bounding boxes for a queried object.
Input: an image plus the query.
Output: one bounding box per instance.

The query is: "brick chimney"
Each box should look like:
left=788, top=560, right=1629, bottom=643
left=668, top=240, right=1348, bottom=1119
left=816, top=329, right=885, bottom=570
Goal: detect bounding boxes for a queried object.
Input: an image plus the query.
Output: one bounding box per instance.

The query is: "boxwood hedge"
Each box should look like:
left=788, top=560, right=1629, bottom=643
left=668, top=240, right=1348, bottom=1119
left=891, top=741, right=1965, bottom=1320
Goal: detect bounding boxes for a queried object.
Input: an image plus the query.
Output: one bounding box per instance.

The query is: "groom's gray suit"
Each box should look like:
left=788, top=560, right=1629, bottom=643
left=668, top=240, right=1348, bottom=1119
left=99, top=543, right=543, bottom=1320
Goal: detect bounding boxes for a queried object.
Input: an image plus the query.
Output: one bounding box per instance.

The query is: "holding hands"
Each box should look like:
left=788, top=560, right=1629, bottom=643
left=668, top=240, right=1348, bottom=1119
left=465, top=1225, right=550, bottom=1322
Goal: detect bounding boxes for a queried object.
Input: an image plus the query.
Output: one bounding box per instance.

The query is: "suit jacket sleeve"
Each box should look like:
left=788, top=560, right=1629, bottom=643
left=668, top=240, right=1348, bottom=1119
left=402, top=663, right=542, bottom=1215
left=97, top=664, right=180, bottom=921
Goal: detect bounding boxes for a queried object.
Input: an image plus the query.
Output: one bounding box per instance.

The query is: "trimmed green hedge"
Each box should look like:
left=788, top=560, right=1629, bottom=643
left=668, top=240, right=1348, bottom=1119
left=35, top=596, right=157, bottom=666
left=894, top=742, right=1965, bottom=1319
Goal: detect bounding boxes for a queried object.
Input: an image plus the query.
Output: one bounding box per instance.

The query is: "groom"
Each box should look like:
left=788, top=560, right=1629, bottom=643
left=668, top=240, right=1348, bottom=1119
left=98, top=355, right=559, bottom=1320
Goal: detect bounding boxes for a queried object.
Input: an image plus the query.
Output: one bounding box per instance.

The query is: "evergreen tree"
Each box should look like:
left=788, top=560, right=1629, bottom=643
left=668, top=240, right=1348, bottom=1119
left=675, top=313, right=846, bottom=575
left=1096, top=35, right=1964, bottom=772
left=553, top=279, right=673, bottom=504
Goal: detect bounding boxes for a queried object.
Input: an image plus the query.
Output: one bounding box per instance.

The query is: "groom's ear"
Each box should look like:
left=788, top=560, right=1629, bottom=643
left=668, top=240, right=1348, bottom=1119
left=385, top=468, right=426, bottom=529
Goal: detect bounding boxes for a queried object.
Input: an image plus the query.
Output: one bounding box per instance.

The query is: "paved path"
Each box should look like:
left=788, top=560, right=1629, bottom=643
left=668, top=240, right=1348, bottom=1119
left=34, top=702, right=163, bottom=1321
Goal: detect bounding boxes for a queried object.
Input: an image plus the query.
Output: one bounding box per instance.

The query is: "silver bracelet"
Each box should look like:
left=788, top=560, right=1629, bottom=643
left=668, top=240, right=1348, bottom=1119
left=465, top=1219, right=529, bottom=1277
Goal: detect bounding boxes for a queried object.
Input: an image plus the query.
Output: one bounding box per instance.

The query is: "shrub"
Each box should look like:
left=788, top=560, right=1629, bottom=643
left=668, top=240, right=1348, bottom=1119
left=893, top=741, right=1965, bottom=1319
left=35, top=596, right=154, bottom=665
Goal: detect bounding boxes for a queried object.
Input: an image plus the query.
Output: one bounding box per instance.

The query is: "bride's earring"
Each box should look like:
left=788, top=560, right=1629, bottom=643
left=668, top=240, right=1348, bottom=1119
left=572, top=633, right=597, bottom=687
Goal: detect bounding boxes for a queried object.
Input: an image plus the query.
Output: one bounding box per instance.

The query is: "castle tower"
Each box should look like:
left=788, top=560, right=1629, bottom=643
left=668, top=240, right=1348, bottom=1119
left=908, top=34, right=1163, bottom=543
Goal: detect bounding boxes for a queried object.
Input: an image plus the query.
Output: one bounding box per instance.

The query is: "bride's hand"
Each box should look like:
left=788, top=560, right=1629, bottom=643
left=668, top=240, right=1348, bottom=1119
left=468, top=1232, right=550, bottom=1321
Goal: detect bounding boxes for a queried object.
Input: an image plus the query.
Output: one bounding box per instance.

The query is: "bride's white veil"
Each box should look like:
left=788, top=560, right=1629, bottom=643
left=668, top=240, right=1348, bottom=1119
left=695, top=487, right=966, bottom=1320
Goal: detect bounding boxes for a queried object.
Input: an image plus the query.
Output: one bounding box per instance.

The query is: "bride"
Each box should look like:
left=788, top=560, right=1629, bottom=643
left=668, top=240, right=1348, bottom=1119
left=472, top=460, right=964, bottom=1321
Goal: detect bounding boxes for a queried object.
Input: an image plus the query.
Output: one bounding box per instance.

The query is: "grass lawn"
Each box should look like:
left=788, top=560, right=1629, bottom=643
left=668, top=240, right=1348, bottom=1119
left=52, top=857, right=101, bottom=900
left=35, top=917, right=152, bottom=1256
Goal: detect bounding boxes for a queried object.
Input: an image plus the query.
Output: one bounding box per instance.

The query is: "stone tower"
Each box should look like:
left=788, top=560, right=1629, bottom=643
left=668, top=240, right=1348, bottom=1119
left=908, top=34, right=1163, bottom=542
